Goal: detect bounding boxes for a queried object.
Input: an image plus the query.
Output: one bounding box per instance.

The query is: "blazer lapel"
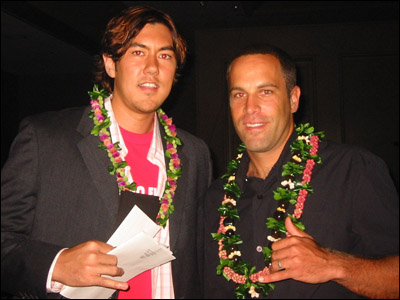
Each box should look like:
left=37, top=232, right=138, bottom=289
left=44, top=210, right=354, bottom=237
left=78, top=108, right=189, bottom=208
left=76, top=107, right=120, bottom=217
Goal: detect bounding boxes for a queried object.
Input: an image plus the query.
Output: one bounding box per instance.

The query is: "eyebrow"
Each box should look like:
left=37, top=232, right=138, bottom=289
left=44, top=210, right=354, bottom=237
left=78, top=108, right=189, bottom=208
left=229, top=83, right=278, bottom=93
left=257, top=83, right=278, bottom=89
left=229, top=87, right=244, bottom=93
left=130, top=42, right=175, bottom=52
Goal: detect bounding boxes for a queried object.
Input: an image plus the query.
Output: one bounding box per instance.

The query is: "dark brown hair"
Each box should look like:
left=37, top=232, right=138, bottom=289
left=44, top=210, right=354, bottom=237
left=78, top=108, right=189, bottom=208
left=94, top=6, right=187, bottom=93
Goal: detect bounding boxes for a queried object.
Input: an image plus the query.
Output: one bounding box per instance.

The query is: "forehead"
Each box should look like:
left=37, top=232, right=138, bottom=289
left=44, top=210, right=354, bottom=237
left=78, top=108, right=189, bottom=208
left=229, top=54, right=284, bottom=88
left=132, top=23, right=173, bottom=46
left=231, top=54, right=281, bottom=76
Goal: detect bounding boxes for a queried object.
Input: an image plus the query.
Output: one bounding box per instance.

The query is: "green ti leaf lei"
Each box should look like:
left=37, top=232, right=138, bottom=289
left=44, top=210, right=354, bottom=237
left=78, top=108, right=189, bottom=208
left=212, top=123, right=324, bottom=299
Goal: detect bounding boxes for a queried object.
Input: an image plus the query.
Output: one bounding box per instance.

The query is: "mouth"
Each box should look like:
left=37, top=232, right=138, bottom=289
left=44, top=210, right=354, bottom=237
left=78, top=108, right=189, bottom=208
left=245, top=123, right=265, bottom=128
left=138, top=82, right=159, bottom=89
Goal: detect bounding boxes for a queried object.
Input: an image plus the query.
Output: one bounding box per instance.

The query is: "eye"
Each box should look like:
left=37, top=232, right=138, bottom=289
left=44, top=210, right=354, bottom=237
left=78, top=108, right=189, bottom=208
left=234, top=92, right=246, bottom=98
left=262, top=90, right=272, bottom=95
left=159, top=53, right=172, bottom=60
left=132, top=50, right=144, bottom=56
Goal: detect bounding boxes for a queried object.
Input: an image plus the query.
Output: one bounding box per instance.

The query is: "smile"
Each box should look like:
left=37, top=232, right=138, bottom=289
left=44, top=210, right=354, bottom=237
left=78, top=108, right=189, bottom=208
left=246, top=123, right=264, bottom=128
left=139, top=82, right=159, bottom=88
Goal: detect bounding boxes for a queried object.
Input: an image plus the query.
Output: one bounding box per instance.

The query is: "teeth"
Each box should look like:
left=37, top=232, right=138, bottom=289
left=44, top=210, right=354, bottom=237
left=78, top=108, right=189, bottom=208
left=246, top=123, right=263, bottom=128
left=139, top=83, right=158, bottom=88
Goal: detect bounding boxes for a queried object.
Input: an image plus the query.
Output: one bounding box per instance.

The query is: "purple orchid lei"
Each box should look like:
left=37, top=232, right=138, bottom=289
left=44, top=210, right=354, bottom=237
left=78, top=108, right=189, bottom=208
left=88, top=84, right=182, bottom=228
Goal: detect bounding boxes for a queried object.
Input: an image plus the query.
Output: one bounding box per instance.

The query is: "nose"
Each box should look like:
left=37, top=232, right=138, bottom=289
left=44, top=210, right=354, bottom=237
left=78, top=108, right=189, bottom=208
left=144, top=54, right=159, bottom=75
left=245, top=94, right=260, bottom=114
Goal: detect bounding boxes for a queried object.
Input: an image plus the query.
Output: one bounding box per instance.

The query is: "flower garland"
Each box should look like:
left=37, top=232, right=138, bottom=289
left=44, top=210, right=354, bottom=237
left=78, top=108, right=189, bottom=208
left=212, top=123, right=325, bottom=299
left=88, top=84, right=182, bottom=228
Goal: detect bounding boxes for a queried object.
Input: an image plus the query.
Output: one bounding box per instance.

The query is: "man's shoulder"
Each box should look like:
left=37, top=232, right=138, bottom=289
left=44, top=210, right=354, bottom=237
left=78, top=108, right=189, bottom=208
left=20, top=106, right=90, bottom=135
left=322, top=139, right=379, bottom=158
left=176, top=128, right=208, bottom=149
left=25, top=106, right=88, bottom=125
left=320, top=139, right=389, bottom=171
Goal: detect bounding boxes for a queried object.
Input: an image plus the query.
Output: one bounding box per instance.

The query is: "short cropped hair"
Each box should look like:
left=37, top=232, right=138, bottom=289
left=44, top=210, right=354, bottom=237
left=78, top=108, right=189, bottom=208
left=94, top=6, right=187, bottom=93
left=226, top=44, right=297, bottom=97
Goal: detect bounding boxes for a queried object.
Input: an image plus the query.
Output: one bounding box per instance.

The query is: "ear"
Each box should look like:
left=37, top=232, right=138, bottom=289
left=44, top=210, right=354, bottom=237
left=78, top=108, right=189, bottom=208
left=289, top=86, right=301, bottom=113
left=103, top=54, right=116, bottom=78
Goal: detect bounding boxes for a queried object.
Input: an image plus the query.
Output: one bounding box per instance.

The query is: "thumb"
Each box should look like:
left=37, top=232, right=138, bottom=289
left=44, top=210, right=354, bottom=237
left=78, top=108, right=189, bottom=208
left=285, top=216, right=311, bottom=238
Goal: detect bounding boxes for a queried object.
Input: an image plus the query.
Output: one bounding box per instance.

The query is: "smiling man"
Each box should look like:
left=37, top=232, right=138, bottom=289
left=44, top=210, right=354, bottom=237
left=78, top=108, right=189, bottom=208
left=1, top=6, right=212, bottom=299
left=202, top=44, right=399, bottom=299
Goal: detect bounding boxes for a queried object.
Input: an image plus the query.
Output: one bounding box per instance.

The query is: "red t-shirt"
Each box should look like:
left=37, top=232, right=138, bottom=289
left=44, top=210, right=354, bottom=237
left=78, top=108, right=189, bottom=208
left=117, top=127, right=159, bottom=299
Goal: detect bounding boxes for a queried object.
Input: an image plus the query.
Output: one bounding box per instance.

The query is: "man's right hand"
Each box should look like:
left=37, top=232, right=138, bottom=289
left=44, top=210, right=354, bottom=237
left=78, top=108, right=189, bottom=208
left=52, top=240, right=129, bottom=290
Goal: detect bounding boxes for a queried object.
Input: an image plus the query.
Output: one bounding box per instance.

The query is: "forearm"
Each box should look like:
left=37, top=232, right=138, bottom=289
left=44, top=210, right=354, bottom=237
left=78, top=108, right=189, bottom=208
left=331, top=251, right=399, bottom=299
left=1, top=238, right=62, bottom=298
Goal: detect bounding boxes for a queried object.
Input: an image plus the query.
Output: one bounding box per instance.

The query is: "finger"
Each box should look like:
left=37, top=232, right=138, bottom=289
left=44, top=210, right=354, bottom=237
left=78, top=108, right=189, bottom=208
left=94, top=241, right=116, bottom=254
left=96, top=265, right=125, bottom=277
left=258, top=270, right=290, bottom=284
left=268, top=258, right=287, bottom=273
left=276, top=259, right=286, bottom=272
left=96, top=277, right=129, bottom=291
left=285, top=217, right=312, bottom=238
left=98, top=253, right=119, bottom=266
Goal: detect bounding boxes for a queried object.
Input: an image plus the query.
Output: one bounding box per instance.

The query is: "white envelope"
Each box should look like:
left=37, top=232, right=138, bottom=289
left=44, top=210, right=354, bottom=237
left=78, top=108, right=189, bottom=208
left=60, top=206, right=175, bottom=299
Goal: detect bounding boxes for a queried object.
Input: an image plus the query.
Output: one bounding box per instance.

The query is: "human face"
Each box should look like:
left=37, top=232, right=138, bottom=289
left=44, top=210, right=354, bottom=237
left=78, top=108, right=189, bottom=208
left=104, top=23, right=177, bottom=116
left=229, top=54, right=300, bottom=154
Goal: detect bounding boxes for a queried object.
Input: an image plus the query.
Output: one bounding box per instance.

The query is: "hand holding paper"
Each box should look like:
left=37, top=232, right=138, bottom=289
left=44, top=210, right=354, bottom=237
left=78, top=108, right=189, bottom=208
left=60, top=206, right=175, bottom=299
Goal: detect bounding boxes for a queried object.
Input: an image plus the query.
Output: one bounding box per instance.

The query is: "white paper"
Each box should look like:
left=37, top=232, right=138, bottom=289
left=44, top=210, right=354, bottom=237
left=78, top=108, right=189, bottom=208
left=107, top=205, right=161, bottom=246
left=60, top=206, right=175, bottom=299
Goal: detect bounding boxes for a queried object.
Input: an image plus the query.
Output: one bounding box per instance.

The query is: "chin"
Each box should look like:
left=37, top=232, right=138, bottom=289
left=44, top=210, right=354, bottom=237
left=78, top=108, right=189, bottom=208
left=243, top=139, right=271, bottom=153
left=135, top=102, right=162, bottom=113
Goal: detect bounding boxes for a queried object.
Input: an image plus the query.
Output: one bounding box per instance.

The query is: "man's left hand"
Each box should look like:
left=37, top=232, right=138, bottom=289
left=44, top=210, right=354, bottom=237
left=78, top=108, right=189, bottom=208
left=259, top=217, right=340, bottom=284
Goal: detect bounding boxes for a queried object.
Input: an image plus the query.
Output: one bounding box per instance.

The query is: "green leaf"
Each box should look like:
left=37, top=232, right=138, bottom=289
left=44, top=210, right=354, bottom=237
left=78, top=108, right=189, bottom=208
left=266, top=217, right=286, bottom=233
left=126, top=182, right=137, bottom=191
left=217, top=205, right=239, bottom=219
left=224, top=235, right=243, bottom=247
left=249, top=266, right=256, bottom=275
left=223, top=182, right=241, bottom=198
left=273, top=187, right=297, bottom=202
left=304, top=126, right=314, bottom=134
left=222, top=271, right=231, bottom=281
left=118, top=161, right=127, bottom=168
left=91, top=125, right=101, bottom=136
left=98, top=142, right=107, bottom=150
left=211, top=232, right=223, bottom=240
left=288, top=214, right=306, bottom=231
left=113, top=142, right=122, bottom=151
left=108, top=165, right=116, bottom=175
left=262, top=246, right=273, bottom=260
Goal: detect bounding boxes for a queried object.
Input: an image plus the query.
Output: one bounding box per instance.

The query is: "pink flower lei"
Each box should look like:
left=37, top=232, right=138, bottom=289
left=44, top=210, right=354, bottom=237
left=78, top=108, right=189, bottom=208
left=88, top=85, right=182, bottom=228
left=212, top=123, right=325, bottom=299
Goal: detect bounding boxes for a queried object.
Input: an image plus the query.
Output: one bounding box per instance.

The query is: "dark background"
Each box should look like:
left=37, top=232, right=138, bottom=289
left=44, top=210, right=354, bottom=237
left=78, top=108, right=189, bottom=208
left=2, top=1, right=399, bottom=191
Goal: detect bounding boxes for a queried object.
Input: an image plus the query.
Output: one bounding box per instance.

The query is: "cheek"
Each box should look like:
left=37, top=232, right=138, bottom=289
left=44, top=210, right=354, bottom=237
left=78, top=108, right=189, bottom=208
left=164, top=66, right=177, bottom=82
left=230, top=108, right=244, bottom=127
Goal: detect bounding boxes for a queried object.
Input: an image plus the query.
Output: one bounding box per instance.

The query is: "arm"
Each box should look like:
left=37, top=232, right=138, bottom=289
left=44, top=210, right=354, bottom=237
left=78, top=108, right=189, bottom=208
left=259, top=217, right=399, bottom=299
left=329, top=251, right=398, bottom=299
left=1, top=117, right=128, bottom=297
left=51, top=240, right=128, bottom=290
left=1, top=118, right=57, bottom=298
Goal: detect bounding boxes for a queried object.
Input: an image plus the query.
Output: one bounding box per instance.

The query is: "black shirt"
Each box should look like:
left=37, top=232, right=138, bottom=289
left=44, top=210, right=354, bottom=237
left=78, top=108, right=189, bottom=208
left=202, top=132, right=399, bottom=299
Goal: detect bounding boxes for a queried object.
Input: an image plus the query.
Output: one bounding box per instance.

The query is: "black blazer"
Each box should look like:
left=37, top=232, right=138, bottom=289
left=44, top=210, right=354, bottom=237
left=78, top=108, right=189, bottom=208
left=1, top=106, right=212, bottom=299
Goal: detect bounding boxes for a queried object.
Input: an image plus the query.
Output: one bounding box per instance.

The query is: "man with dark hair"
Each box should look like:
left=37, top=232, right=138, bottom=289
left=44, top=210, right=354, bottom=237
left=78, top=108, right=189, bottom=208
left=1, top=6, right=211, bottom=299
left=202, top=44, right=399, bottom=299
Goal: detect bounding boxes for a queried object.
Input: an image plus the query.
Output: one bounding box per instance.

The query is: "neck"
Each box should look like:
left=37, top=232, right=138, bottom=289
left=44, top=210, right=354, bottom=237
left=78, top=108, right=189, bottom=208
left=246, top=153, right=275, bottom=179
left=246, top=126, right=294, bottom=179
left=111, top=97, right=155, bottom=134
